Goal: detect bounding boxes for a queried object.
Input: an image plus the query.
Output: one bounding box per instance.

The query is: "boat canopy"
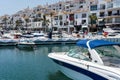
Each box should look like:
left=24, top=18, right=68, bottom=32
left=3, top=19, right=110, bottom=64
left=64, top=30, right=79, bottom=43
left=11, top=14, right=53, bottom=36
left=77, top=39, right=120, bottom=49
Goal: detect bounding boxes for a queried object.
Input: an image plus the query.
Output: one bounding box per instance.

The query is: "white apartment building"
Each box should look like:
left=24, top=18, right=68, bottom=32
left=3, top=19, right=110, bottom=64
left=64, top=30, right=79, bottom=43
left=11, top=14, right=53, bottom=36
left=47, top=0, right=90, bottom=33
left=104, top=0, right=120, bottom=27
left=90, top=0, right=120, bottom=27
left=0, top=0, right=119, bottom=32
left=31, top=5, right=53, bottom=31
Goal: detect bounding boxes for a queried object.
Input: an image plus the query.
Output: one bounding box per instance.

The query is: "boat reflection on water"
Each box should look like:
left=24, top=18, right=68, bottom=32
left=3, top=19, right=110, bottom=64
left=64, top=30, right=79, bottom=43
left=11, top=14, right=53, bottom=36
left=15, top=44, right=77, bottom=54
left=48, top=71, right=72, bottom=80
left=0, top=46, right=15, bottom=49
left=36, top=44, right=77, bottom=53
left=16, top=46, right=36, bottom=51
left=15, top=46, right=36, bottom=53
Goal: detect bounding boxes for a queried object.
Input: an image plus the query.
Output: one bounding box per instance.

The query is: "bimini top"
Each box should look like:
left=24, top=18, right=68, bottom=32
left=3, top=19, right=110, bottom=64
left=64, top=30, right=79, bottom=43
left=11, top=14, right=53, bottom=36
left=76, top=39, right=120, bottom=49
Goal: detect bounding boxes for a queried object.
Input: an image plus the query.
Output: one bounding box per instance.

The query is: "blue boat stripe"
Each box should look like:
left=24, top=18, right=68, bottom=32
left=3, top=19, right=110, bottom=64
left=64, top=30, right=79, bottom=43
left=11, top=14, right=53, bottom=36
left=51, top=59, right=108, bottom=80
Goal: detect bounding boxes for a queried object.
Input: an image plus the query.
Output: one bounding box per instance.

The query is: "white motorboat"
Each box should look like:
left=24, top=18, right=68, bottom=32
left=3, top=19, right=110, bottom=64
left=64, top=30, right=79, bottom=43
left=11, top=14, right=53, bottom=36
left=32, top=31, right=47, bottom=37
left=17, top=39, right=35, bottom=49
left=48, top=39, right=120, bottom=80
left=0, top=37, right=18, bottom=46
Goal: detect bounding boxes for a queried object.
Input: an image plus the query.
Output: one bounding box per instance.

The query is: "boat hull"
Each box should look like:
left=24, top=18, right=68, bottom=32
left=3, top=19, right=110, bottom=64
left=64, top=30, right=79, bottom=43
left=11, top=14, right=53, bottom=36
left=59, top=64, right=92, bottom=80
left=0, top=42, right=17, bottom=46
left=51, top=58, right=108, bottom=80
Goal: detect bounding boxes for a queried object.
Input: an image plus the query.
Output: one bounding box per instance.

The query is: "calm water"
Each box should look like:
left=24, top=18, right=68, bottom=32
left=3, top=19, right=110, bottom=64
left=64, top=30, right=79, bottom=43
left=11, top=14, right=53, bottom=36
left=0, top=44, right=77, bottom=80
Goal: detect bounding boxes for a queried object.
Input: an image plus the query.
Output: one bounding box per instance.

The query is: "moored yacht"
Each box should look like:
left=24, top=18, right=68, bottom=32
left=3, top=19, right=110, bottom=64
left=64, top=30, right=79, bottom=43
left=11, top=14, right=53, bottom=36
left=48, top=39, right=120, bottom=80
left=16, top=39, right=35, bottom=49
left=0, top=38, right=18, bottom=46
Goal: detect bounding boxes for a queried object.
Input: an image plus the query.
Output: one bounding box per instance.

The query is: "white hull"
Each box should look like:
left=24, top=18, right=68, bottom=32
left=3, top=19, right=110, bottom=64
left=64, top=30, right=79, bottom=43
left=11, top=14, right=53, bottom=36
left=0, top=39, right=18, bottom=46
left=58, top=64, right=93, bottom=80
left=49, top=53, right=120, bottom=80
left=48, top=39, right=120, bottom=80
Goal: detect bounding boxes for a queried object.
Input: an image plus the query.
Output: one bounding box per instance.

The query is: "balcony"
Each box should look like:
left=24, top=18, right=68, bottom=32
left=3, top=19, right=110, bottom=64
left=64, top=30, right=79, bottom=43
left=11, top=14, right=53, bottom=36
left=105, top=19, right=120, bottom=25
left=99, top=15, right=105, bottom=18
left=99, top=13, right=120, bottom=18
left=107, top=13, right=120, bottom=16
left=106, top=20, right=112, bottom=23
left=115, top=18, right=120, bottom=23
left=99, top=8, right=105, bottom=10
left=115, top=21, right=120, bottom=23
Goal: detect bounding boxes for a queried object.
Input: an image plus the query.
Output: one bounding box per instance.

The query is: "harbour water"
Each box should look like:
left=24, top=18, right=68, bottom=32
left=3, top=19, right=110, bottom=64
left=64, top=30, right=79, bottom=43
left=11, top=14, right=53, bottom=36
left=0, top=44, right=77, bottom=80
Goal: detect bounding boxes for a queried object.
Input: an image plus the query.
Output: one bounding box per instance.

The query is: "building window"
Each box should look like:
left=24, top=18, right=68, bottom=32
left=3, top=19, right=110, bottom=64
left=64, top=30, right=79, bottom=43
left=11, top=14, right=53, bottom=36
left=90, top=2, right=92, bottom=4
left=60, top=21, right=63, bottom=25
left=82, top=13, right=86, bottom=18
left=59, top=15, right=63, bottom=20
left=100, top=4, right=105, bottom=10
left=37, top=14, right=41, bottom=17
left=100, top=12, right=105, bottom=17
left=39, top=23, right=40, bottom=26
left=75, top=21, right=77, bottom=25
left=55, top=22, right=58, bottom=25
left=107, top=18, right=112, bottom=23
left=76, top=15, right=78, bottom=19
left=79, top=5, right=83, bottom=8
left=70, top=21, right=74, bottom=25
left=115, top=18, right=120, bottom=23
left=107, top=3, right=113, bottom=8
left=108, top=11, right=112, bottom=16
left=79, top=0, right=86, bottom=4
left=82, top=20, right=86, bottom=24
left=66, top=21, right=69, bottom=25
left=117, top=10, right=120, bottom=15
left=90, top=5, right=97, bottom=11
left=66, top=15, right=68, bottom=18
left=66, top=6, right=69, bottom=9
left=70, top=4, right=74, bottom=7
left=69, top=14, right=74, bottom=21
left=59, top=4, right=61, bottom=7
left=54, top=16, right=58, bottom=20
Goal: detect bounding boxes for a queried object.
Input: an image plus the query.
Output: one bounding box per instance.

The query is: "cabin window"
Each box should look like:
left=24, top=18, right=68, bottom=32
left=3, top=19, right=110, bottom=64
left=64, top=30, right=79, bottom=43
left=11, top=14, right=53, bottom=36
left=95, top=45, right=120, bottom=58
left=95, top=45, right=120, bottom=67
left=67, top=47, right=91, bottom=61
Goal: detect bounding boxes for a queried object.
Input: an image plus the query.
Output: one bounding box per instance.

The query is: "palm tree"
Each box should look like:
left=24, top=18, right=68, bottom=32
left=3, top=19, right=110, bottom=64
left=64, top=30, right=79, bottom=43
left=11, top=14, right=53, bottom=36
left=24, top=18, right=29, bottom=28
left=9, top=17, right=14, bottom=30
left=15, top=20, right=20, bottom=30
left=2, top=16, right=8, bottom=30
left=50, top=12, right=54, bottom=29
left=89, top=14, right=98, bottom=32
left=15, top=19, right=23, bottom=30
left=42, top=14, right=50, bottom=32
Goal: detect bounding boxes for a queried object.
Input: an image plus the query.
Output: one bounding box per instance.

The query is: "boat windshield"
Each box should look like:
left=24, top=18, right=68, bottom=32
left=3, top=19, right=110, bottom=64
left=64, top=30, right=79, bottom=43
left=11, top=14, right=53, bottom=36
left=67, top=47, right=91, bottom=61
left=95, top=45, right=120, bottom=68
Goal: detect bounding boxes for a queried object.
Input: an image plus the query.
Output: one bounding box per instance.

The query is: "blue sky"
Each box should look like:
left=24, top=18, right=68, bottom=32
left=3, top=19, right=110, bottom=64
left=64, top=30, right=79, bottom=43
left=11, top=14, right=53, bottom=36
left=0, top=0, right=61, bottom=16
